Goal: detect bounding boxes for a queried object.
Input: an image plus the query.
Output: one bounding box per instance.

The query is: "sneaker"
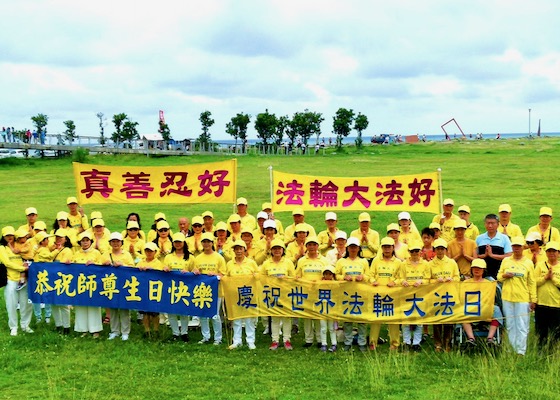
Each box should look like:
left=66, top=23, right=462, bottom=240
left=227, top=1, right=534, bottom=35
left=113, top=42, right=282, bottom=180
left=22, top=327, right=34, bottom=333
left=329, top=345, right=337, bottom=352
left=213, top=340, right=222, bottom=346
left=181, top=334, right=190, bottom=343
left=269, top=341, right=279, bottom=351
left=143, top=332, right=151, bottom=339
left=108, top=333, right=119, bottom=340
left=343, top=344, right=352, bottom=352
left=92, top=333, right=100, bottom=339
left=466, top=338, right=476, bottom=347
left=228, top=343, right=241, bottom=350
left=369, top=343, right=376, bottom=351
left=284, top=341, right=293, bottom=351
left=377, top=337, right=386, bottom=344
left=198, top=338, right=211, bottom=344
left=10, top=328, right=17, bottom=336
left=412, top=344, right=421, bottom=352
left=45, top=318, right=51, bottom=324
left=248, top=343, right=256, bottom=350
left=291, top=324, right=299, bottom=335
left=262, top=327, right=270, bottom=335
left=16, top=281, right=27, bottom=291
left=121, top=335, right=129, bottom=341
left=320, top=345, right=327, bottom=352
left=316, top=342, right=322, bottom=349
left=35, top=317, right=42, bottom=323
left=487, top=337, right=497, bottom=346
left=303, top=342, right=313, bottom=348
left=63, top=328, right=70, bottom=335
left=359, top=345, right=367, bottom=353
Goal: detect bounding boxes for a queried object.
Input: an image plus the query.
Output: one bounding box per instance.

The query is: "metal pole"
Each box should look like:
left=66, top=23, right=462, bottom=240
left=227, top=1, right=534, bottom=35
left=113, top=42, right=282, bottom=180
left=528, top=108, right=531, bottom=136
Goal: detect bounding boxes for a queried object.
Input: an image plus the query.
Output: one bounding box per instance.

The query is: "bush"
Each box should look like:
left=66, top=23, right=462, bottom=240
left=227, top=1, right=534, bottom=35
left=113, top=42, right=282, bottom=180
left=72, top=147, right=89, bottom=163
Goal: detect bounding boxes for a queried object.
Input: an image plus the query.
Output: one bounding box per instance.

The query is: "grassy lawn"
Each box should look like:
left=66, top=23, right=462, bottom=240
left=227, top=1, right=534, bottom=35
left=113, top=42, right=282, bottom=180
left=1, top=138, right=560, bottom=399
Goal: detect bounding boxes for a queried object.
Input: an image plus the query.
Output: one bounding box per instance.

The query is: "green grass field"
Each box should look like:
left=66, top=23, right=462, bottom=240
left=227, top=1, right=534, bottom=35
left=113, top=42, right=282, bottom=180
left=1, top=138, right=560, bottom=400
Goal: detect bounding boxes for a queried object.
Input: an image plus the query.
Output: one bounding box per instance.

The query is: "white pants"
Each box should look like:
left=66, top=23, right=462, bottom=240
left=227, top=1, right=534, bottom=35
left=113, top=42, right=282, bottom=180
left=303, top=319, right=321, bottom=344
left=320, top=319, right=337, bottom=346
left=402, top=324, right=423, bottom=345
left=109, top=308, right=131, bottom=336
left=201, top=297, right=222, bottom=342
left=74, top=306, right=103, bottom=333
left=271, top=316, right=292, bottom=343
left=4, top=280, right=33, bottom=330
left=232, top=317, right=257, bottom=345
left=52, top=305, right=71, bottom=328
left=502, top=300, right=530, bottom=355
left=169, top=315, right=190, bottom=336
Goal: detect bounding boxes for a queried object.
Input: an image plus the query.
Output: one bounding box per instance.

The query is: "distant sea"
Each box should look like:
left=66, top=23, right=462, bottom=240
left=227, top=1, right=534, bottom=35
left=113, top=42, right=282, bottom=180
left=214, top=132, right=560, bottom=147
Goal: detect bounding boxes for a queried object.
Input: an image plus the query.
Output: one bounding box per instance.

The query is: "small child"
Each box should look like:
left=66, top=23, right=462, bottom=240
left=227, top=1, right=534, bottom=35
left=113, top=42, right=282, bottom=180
left=420, top=227, right=436, bottom=262
left=13, top=229, right=34, bottom=290
left=319, top=266, right=338, bottom=352
left=136, top=242, right=164, bottom=338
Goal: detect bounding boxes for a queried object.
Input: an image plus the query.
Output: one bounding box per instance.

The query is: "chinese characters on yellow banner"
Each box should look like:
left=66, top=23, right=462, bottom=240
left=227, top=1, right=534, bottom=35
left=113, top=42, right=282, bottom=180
left=73, top=160, right=237, bottom=204
left=272, top=170, right=440, bottom=213
left=222, top=275, right=495, bottom=324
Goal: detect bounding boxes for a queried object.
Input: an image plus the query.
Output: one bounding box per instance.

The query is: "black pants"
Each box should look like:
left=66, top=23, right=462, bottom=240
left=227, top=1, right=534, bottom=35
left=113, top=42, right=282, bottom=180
left=535, top=305, right=560, bottom=348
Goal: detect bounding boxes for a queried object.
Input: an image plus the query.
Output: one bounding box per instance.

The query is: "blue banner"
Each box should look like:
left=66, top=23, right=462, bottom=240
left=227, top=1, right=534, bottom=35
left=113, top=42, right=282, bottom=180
left=28, top=262, right=219, bottom=317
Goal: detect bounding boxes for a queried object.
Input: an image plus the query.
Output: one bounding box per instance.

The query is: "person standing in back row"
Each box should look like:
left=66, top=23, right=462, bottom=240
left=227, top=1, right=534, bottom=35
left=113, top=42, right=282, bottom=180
left=476, top=214, right=512, bottom=279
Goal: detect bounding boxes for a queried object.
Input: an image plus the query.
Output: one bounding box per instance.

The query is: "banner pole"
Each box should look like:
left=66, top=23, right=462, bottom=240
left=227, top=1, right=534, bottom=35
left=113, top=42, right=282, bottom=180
left=268, top=165, right=274, bottom=205
left=437, top=167, right=443, bottom=215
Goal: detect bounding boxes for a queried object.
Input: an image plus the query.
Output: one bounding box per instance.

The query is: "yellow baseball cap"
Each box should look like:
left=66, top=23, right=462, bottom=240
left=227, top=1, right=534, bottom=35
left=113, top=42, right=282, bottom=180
left=453, top=220, right=467, bottom=230
left=236, top=197, right=248, bottom=205
left=498, top=204, right=512, bottom=213
left=386, top=223, right=400, bottom=232
left=458, top=205, right=471, bottom=214
left=25, top=207, right=38, bottom=215
left=358, top=212, right=371, bottom=222
left=540, top=207, right=553, bottom=217
left=292, top=207, right=304, bottom=216
left=510, top=236, right=525, bottom=246
left=380, top=237, right=395, bottom=246
left=471, top=259, right=486, bottom=269
left=56, top=211, right=69, bottom=221
left=270, top=238, right=285, bottom=250
left=443, top=198, right=454, bottom=206
left=66, top=196, right=78, bottom=204
left=1, top=226, right=15, bottom=237
left=433, top=238, right=448, bottom=248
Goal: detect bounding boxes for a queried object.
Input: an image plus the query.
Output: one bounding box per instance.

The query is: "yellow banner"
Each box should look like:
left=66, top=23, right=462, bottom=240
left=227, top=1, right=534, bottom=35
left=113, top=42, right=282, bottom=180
left=272, top=170, right=440, bottom=213
left=222, top=276, right=495, bottom=324
left=73, top=160, right=237, bottom=205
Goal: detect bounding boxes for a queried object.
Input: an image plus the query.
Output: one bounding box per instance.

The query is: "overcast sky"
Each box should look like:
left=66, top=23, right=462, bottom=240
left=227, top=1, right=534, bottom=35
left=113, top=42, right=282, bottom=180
left=1, top=0, right=558, bottom=141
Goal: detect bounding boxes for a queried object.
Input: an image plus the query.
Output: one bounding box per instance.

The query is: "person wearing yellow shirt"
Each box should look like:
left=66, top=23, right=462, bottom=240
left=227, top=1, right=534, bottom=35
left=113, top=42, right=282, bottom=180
left=193, top=232, right=227, bottom=345
left=147, top=212, right=173, bottom=242
left=254, top=220, right=278, bottom=264
left=283, top=208, right=316, bottom=245
left=326, top=231, right=348, bottom=267
left=91, top=219, right=110, bottom=254
left=335, top=237, right=369, bottom=352
left=19, top=207, right=38, bottom=237
left=202, top=211, right=215, bottom=235
left=523, top=232, right=546, bottom=266
left=401, top=241, right=430, bottom=351
left=431, top=198, right=460, bottom=242
left=214, top=222, right=231, bottom=261
left=286, top=223, right=309, bottom=265
left=120, top=213, right=147, bottom=241
left=458, top=205, right=480, bottom=241
left=497, top=204, right=523, bottom=239
left=397, top=212, right=420, bottom=245
left=447, top=219, right=477, bottom=278
left=253, top=211, right=269, bottom=240
left=186, top=216, right=204, bottom=257
left=240, top=228, right=258, bottom=261
left=70, top=231, right=103, bottom=338
left=1, top=226, right=33, bottom=336
left=123, top=221, right=145, bottom=263
left=386, top=223, right=409, bottom=261
left=227, top=214, right=244, bottom=243
left=497, top=236, right=537, bottom=355
left=225, top=240, right=259, bottom=350
left=51, top=211, right=78, bottom=248
left=534, top=241, right=560, bottom=350
left=101, top=232, right=135, bottom=341
left=369, top=237, right=403, bottom=351
left=429, top=238, right=460, bottom=352
left=236, top=197, right=257, bottom=232
left=262, top=202, right=284, bottom=237
left=296, top=236, right=330, bottom=348
left=153, top=220, right=173, bottom=262
left=350, top=212, right=379, bottom=262
left=164, top=233, right=195, bottom=342
left=260, top=239, right=296, bottom=350
left=66, top=196, right=88, bottom=233
left=14, top=228, right=35, bottom=261
left=317, top=212, right=339, bottom=257
left=136, top=242, right=164, bottom=338
left=526, top=207, right=560, bottom=245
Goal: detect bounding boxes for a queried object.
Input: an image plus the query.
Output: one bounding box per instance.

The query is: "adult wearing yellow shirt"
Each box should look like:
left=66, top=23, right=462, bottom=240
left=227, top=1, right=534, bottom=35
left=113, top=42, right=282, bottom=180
left=101, top=232, right=135, bottom=341
left=523, top=232, right=545, bottom=266
left=458, top=205, right=480, bottom=241
left=286, top=223, right=309, bottom=265
left=91, top=218, right=110, bottom=254
left=66, top=196, right=88, bottom=233
left=369, top=237, right=403, bottom=351
left=401, top=241, right=430, bottom=351
left=262, top=202, right=284, bottom=237
left=193, top=232, right=226, bottom=345
left=123, top=221, right=145, bottom=263
left=497, top=236, right=537, bottom=355
left=236, top=197, right=257, bottom=232
left=1, top=226, right=33, bottom=336
left=283, top=208, right=316, bottom=245
left=225, top=240, right=258, bottom=350
left=19, top=207, right=38, bottom=237
left=533, top=241, right=560, bottom=350
left=153, top=220, right=172, bottom=262
left=335, top=237, right=369, bottom=352
left=429, top=238, right=460, bottom=352
left=397, top=212, right=420, bottom=245
left=497, top=204, right=523, bottom=239
left=431, top=198, right=460, bottom=242
left=260, top=239, right=295, bottom=351
left=386, top=223, right=409, bottom=261
left=164, top=233, right=194, bottom=342
left=254, top=220, right=279, bottom=264
left=186, top=216, right=204, bottom=257
left=296, top=236, right=330, bottom=348
left=527, top=207, right=560, bottom=246
left=70, top=231, right=102, bottom=338
left=317, top=212, right=339, bottom=256
left=350, top=212, right=379, bottom=263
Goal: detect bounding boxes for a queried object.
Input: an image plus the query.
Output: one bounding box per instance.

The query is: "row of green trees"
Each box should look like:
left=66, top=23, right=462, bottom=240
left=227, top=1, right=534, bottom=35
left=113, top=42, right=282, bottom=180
left=28, top=107, right=370, bottom=150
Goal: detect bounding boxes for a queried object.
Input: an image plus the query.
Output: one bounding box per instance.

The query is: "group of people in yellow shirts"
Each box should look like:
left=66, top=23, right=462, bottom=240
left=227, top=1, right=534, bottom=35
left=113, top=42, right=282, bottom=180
left=1, top=196, right=559, bottom=355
